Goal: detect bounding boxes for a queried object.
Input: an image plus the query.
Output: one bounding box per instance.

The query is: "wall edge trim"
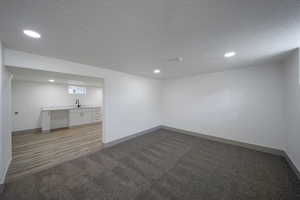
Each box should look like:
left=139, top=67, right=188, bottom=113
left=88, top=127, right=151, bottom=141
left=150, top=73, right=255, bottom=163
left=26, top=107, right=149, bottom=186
left=0, top=156, right=12, bottom=195
left=103, top=126, right=162, bottom=148
left=161, top=125, right=300, bottom=181
left=12, top=128, right=42, bottom=135
left=161, top=125, right=285, bottom=156
left=282, top=152, right=300, bottom=180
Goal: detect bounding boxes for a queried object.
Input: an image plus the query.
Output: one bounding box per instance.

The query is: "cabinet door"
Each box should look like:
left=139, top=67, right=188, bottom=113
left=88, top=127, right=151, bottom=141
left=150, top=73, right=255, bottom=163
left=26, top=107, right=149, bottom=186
left=69, top=109, right=92, bottom=126
left=81, top=109, right=91, bottom=124
left=69, top=110, right=81, bottom=126
left=51, top=110, right=68, bottom=129
left=94, top=108, right=102, bottom=122
left=41, top=111, right=51, bottom=132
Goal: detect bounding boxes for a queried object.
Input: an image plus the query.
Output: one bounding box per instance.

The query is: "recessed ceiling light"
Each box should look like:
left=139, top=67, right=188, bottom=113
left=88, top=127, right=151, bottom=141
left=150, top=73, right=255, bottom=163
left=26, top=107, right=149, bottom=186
left=177, top=57, right=184, bottom=62
left=23, top=29, right=41, bottom=39
left=48, top=79, right=55, bottom=82
left=224, top=51, right=236, bottom=58
left=168, top=57, right=184, bottom=62
left=153, top=69, right=161, bottom=74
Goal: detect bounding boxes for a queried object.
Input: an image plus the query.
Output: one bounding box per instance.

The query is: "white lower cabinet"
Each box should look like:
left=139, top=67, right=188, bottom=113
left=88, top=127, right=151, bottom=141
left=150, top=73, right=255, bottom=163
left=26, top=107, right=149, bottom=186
left=41, top=111, right=51, bottom=133
left=41, top=107, right=102, bottom=132
left=69, top=107, right=101, bottom=127
left=91, top=107, right=102, bottom=123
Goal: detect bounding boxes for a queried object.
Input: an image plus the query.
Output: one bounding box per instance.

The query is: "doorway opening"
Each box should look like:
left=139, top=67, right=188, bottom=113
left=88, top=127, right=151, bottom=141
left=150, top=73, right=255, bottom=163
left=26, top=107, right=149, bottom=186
left=6, top=67, right=104, bottom=182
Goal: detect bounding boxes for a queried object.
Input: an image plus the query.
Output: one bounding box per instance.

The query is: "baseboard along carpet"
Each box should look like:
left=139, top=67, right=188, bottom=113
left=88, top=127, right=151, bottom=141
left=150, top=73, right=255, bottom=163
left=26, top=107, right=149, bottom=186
left=1, top=128, right=299, bottom=200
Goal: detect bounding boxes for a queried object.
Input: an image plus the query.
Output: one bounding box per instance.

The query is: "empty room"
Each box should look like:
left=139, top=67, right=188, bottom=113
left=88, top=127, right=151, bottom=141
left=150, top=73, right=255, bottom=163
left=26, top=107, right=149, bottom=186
left=0, top=0, right=299, bottom=200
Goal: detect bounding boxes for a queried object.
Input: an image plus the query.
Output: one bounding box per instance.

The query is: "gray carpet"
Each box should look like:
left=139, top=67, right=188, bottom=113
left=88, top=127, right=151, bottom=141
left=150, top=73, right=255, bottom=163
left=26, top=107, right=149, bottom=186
left=1, top=129, right=299, bottom=200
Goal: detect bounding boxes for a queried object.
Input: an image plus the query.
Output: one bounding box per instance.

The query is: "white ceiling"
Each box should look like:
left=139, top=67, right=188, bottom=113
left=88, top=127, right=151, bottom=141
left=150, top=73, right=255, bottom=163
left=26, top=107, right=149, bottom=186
left=0, top=0, right=299, bottom=79
left=8, top=67, right=104, bottom=87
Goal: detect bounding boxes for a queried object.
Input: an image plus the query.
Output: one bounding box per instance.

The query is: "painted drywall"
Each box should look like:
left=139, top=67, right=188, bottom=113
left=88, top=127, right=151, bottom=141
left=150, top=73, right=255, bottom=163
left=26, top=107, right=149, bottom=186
left=0, top=42, right=12, bottom=184
left=12, top=80, right=103, bottom=131
left=0, top=40, right=3, bottom=184
left=283, top=48, right=300, bottom=171
left=4, top=49, right=162, bottom=143
left=162, top=64, right=286, bottom=150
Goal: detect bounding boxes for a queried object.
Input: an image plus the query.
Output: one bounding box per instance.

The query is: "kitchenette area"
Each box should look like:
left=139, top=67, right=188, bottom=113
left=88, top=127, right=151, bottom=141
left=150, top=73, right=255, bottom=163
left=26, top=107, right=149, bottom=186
left=41, top=104, right=102, bottom=133
left=7, top=67, right=104, bottom=182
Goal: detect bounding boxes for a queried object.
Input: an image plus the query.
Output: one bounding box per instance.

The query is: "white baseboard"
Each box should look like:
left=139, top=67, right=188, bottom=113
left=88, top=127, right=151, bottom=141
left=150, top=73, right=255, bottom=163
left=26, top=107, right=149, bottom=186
left=0, top=156, right=12, bottom=193
left=103, top=126, right=162, bottom=148
left=161, top=125, right=300, bottom=180
left=282, top=152, right=300, bottom=180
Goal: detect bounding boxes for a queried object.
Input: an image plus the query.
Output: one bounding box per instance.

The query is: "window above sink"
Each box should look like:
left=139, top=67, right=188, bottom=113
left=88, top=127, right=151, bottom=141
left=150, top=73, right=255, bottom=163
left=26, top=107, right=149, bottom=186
left=68, top=85, right=86, bottom=95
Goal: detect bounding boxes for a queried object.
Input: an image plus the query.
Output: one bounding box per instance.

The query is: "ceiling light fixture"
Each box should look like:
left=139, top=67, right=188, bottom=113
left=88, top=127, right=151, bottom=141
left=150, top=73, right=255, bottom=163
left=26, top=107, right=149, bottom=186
left=224, top=51, right=236, bottom=58
left=177, top=57, right=184, bottom=62
left=23, top=29, right=41, bottom=39
left=168, top=57, right=184, bottom=62
left=48, top=79, right=55, bottom=82
left=153, top=69, right=161, bottom=74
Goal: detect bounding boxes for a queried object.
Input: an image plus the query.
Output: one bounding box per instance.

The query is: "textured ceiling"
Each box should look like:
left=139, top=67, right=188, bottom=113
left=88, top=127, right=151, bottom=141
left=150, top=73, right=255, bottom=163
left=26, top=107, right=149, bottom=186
left=0, top=0, right=299, bottom=79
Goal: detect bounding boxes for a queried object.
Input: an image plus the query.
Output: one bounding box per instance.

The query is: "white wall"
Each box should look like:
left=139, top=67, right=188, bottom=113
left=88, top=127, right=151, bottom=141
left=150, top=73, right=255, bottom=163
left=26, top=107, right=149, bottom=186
left=162, top=64, right=286, bottom=150
left=12, top=80, right=103, bottom=131
left=283, top=48, right=300, bottom=171
left=0, top=40, right=3, bottom=184
left=4, top=49, right=162, bottom=143
left=0, top=42, right=12, bottom=184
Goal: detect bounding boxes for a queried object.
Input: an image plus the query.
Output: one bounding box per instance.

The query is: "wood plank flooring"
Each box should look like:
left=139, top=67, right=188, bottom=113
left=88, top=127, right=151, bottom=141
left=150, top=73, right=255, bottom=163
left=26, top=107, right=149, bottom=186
left=6, top=123, right=103, bottom=183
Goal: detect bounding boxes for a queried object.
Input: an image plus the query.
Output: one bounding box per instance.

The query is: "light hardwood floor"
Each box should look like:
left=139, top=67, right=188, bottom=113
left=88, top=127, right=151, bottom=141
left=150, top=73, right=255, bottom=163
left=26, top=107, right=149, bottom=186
left=6, top=123, right=103, bottom=183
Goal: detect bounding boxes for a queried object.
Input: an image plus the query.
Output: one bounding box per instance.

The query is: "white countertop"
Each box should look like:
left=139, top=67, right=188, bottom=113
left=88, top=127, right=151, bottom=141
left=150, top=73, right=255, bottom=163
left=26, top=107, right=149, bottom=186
left=41, top=105, right=101, bottom=111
